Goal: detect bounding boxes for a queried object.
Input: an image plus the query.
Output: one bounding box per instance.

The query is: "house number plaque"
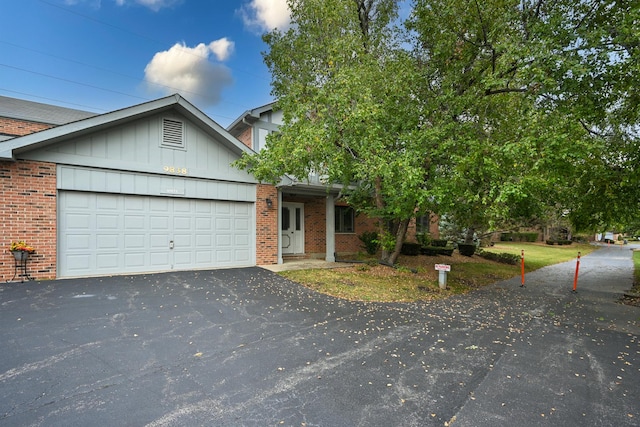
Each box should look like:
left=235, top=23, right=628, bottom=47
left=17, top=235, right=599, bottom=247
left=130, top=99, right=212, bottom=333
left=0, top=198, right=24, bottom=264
left=163, top=166, right=188, bottom=175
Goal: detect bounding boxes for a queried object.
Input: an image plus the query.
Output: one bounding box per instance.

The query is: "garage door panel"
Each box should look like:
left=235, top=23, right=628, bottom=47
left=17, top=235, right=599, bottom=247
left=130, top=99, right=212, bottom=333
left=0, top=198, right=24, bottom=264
left=124, top=253, right=146, bottom=268
left=59, top=192, right=255, bottom=277
left=216, top=203, right=231, bottom=214
left=96, top=253, right=119, bottom=269
left=66, top=213, right=91, bottom=229
left=124, top=215, right=145, bottom=230
left=96, top=214, right=119, bottom=229
left=150, top=252, right=170, bottom=267
left=150, top=234, right=168, bottom=249
left=67, top=254, right=91, bottom=272
left=67, top=234, right=92, bottom=251
left=216, top=218, right=231, bottom=231
left=234, top=249, right=251, bottom=263
left=174, top=216, right=191, bottom=230
left=149, top=215, right=170, bottom=229
left=97, top=235, right=118, bottom=249
left=124, top=234, right=146, bottom=249
left=96, top=194, right=119, bottom=210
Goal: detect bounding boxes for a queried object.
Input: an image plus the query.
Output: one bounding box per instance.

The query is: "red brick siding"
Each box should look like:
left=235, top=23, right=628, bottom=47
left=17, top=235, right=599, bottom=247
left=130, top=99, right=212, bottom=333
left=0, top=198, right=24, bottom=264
left=256, top=184, right=278, bottom=264
left=282, top=197, right=380, bottom=258
left=0, top=160, right=57, bottom=281
left=0, top=118, right=53, bottom=137
left=237, top=127, right=252, bottom=149
left=406, top=214, right=440, bottom=241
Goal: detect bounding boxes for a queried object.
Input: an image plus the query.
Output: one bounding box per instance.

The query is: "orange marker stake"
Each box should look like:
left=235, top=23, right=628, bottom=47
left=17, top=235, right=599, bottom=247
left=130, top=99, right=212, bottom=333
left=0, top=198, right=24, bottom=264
left=520, top=250, right=525, bottom=287
left=572, top=251, right=581, bottom=293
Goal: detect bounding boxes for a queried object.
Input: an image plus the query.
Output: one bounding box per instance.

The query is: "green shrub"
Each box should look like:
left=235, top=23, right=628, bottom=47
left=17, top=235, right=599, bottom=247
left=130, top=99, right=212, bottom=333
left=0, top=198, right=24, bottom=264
left=458, top=243, right=476, bottom=257
left=502, top=232, right=538, bottom=242
left=431, top=239, right=448, bottom=247
left=401, top=242, right=421, bottom=256
left=358, top=231, right=379, bottom=255
left=415, top=232, right=432, bottom=247
left=476, top=249, right=520, bottom=265
left=421, top=246, right=454, bottom=256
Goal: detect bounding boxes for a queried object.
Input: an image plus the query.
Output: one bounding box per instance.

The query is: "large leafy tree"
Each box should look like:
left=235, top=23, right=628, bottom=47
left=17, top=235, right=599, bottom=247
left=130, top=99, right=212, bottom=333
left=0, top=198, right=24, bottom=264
left=408, top=0, right=638, bottom=235
left=238, top=0, right=639, bottom=263
left=237, top=0, right=440, bottom=264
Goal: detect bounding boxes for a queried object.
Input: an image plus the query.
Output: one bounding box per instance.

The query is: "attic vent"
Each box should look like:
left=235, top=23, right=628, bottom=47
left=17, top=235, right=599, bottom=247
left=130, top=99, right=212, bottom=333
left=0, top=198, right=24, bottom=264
left=161, top=118, right=185, bottom=149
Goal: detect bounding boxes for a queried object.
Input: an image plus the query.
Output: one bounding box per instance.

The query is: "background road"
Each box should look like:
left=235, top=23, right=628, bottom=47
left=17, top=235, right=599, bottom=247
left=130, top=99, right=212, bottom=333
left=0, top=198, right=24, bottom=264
left=1, top=245, right=638, bottom=426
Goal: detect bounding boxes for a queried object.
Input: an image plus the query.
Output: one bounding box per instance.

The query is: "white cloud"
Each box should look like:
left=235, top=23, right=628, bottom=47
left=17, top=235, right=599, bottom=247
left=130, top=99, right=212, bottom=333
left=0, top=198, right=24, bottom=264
left=144, top=41, right=234, bottom=106
left=208, top=38, right=235, bottom=62
left=240, top=0, right=291, bottom=33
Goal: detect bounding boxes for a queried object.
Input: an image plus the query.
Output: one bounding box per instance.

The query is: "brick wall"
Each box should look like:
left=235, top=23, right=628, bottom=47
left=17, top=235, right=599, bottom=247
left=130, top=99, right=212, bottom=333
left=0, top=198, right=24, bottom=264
left=0, top=160, right=57, bottom=281
left=0, top=117, right=53, bottom=137
left=237, top=127, right=252, bottom=149
left=335, top=205, right=379, bottom=255
left=255, top=184, right=278, bottom=264
left=282, top=196, right=380, bottom=258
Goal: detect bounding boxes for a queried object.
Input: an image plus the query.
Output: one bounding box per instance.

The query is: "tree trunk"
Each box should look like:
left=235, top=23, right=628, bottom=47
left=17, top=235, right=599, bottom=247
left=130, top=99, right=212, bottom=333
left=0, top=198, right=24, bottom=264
left=464, top=227, right=476, bottom=245
left=381, top=218, right=409, bottom=265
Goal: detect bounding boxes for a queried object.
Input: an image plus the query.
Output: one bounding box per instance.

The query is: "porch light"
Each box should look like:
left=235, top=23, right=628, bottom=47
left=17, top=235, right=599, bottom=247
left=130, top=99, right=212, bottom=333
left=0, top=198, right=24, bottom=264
left=266, top=198, right=273, bottom=208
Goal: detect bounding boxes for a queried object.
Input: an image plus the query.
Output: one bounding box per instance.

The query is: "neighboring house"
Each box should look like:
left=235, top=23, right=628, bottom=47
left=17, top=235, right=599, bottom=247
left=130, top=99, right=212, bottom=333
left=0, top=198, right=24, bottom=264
left=227, top=103, right=439, bottom=264
left=0, top=95, right=437, bottom=282
left=0, top=94, right=276, bottom=281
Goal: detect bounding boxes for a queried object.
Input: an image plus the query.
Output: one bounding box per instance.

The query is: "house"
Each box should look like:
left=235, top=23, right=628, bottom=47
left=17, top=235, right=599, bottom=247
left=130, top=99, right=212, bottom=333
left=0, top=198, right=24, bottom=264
left=0, top=95, right=437, bottom=281
left=0, top=94, right=277, bottom=280
left=227, top=102, right=439, bottom=264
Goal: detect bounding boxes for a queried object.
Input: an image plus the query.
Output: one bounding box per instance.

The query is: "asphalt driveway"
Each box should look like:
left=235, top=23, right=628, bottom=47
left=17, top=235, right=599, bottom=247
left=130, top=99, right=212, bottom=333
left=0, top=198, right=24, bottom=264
left=1, top=245, right=639, bottom=426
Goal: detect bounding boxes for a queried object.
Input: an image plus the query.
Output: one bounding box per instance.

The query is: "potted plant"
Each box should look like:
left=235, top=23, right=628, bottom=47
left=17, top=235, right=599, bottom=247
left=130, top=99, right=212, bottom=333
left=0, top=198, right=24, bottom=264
left=10, top=240, right=35, bottom=261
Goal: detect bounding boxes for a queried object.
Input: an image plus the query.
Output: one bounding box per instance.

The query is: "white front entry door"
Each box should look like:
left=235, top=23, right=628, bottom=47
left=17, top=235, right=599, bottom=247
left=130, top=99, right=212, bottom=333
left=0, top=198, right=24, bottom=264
left=281, top=202, right=304, bottom=255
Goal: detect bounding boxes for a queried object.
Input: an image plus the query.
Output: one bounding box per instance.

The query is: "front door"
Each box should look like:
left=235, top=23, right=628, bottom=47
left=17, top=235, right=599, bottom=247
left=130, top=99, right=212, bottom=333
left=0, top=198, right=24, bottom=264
left=281, top=202, right=304, bottom=255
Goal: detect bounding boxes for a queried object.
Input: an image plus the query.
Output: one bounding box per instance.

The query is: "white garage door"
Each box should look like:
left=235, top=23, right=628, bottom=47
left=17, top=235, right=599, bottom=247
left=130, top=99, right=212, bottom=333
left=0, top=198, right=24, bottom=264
left=58, top=191, right=254, bottom=277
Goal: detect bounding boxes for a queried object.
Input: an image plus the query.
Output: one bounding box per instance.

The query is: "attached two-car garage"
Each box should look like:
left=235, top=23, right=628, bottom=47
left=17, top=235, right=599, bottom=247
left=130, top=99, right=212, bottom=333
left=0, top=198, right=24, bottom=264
left=58, top=191, right=254, bottom=277
left=4, top=96, right=264, bottom=281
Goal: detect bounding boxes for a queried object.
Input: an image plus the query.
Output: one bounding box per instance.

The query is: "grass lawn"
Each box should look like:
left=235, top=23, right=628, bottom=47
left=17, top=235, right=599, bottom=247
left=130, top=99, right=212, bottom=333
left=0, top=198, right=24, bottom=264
left=280, top=242, right=597, bottom=303
left=484, top=242, right=596, bottom=272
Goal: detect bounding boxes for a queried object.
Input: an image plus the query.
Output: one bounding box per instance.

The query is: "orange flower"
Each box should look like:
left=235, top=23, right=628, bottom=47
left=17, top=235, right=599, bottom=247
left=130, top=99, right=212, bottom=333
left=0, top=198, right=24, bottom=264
left=10, top=241, right=35, bottom=253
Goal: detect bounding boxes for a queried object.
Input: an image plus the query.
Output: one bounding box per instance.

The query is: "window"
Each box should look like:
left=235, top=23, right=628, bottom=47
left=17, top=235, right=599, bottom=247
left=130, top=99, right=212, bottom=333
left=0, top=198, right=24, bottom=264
left=335, top=206, right=355, bottom=233
left=416, top=215, right=432, bottom=234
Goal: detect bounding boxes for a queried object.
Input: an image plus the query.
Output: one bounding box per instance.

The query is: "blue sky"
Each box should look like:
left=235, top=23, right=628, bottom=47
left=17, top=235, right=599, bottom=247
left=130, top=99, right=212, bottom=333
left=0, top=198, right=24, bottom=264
left=1, top=0, right=291, bottom=127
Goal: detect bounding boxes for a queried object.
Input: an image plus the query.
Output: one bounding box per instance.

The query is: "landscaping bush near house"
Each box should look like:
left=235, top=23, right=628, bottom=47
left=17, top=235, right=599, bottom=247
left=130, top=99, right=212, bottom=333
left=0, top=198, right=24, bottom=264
left=476, top=249, right=520, bottom=265
left=501, top=232, right=539, bottom=242
left=546, top=239, right=573, bottom=245
left=358, top=231, right=379, bottom=255
left=431, top=239, right=449, bottom=247
left=421, top=246, right=454, bottom=256
left=415, top=232, right=432, bottom=247
left=457, top=243, right=476, bottom=257
left=400, top=242, right=421, bottom=256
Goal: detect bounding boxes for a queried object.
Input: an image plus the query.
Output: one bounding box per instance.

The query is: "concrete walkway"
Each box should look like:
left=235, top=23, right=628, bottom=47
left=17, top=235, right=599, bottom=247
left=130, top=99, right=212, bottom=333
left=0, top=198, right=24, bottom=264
left=260, top=258, right=355, bottom=272
left=0, top=246, right=638, bottom=426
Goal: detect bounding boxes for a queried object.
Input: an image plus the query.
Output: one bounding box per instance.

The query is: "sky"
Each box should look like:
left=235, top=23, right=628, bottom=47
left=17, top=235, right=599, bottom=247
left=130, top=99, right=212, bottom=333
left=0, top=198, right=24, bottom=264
left=1, top=0, right=292, bottom=127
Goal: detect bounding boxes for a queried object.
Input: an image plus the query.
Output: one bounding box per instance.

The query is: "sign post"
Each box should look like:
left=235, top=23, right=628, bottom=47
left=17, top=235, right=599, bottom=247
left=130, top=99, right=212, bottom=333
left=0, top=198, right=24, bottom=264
left=435, top=264, right=451, bottom=289
left=520, top=250, right=525, bottom=287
